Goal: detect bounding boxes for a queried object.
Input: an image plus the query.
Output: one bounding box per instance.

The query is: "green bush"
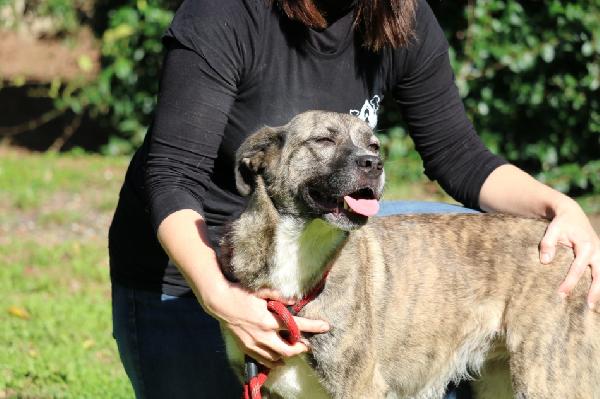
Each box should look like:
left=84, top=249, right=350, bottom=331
left=405, top=0, right=599, bottom=194
left=7, top=0, right=598, bottom=194
left=461, top=0, right=599, bottom=194
left=60, top=0, right=176, bottom=154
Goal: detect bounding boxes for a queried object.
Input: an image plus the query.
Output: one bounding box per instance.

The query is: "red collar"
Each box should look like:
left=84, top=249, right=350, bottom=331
left=243, top=270, right=330, bottom=399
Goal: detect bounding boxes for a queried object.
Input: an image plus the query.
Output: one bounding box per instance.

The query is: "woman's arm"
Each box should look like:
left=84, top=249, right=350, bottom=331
left=393, top=1, right=506, bottom=210
left=157, top=209, right=330, bottom=368
left=393, top=1, right=600, bottom=308
left=144, top=5, right=329, bottom=367
left=480, top=164, right=600, bottom=308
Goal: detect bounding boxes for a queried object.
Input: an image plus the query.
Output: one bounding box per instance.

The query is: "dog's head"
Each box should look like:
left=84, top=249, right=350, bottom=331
left=235, top=111, right=384, bottom=230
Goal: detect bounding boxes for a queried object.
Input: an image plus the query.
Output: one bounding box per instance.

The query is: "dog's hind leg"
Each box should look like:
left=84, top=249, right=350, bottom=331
left=507, top=332, right=600, bottom=399
left=504, top=294, right=600, bottom=399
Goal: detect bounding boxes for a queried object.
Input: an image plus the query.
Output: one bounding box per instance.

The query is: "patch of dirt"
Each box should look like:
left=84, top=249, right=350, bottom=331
left=0, top=190, right=115, bottom=246
left=0, top=27, right=108, bottom=152
left=0, top=28, right=99, bottom=82
left=0, top=149, right=124, bottom=246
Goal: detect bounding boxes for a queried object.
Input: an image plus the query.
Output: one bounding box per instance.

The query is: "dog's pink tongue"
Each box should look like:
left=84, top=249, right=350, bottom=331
left=343, top=196, right=379, bottom=217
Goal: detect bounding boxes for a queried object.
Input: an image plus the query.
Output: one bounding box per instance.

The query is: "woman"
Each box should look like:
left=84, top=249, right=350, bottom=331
left=109, top=0, right=600, bottom=397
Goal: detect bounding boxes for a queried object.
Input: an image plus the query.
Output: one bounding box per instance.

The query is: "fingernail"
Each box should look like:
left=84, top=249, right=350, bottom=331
left=321, top=322, right=330, bottom=331
left=589, top=302, right=596, bottom=311
left=541, top=253, right=551, bottom=263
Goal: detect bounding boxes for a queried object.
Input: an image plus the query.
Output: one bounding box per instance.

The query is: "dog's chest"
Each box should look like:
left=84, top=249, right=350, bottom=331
left=269, top=218, right=312, bottom=297
left=223, top=328, right=329, bottom=399
left=265, top=355, right=330, bottom=399
left=269, top=218, right=345, bottom=298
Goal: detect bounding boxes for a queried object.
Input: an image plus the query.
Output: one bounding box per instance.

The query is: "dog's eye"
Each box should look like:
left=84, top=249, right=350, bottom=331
left=369, top=143, right=380, bottom=152
left=315, top=137, right=336, bottom=146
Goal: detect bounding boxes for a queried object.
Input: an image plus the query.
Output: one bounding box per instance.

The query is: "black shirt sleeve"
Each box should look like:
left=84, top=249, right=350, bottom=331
left=143, top=0, right=255, bottom=232
left=393, top=0, right=507, bottom=209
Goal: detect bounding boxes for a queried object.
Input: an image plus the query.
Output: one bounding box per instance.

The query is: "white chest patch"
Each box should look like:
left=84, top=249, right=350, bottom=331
left=224, top=331, right=329, bottom=399
left=270, top=217, right=345, bottom=298
left=224, top=218, right=345, bottom=398
left=265, top=355, right=330, bottom=399
left=224, top=336, right=330, bottom=399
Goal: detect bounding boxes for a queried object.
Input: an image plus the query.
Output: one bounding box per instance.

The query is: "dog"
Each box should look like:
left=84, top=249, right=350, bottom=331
left=219, top=111, right=600, bottom=399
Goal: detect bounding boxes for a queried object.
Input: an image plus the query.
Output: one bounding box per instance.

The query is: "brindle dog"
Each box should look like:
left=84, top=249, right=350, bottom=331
left=219, top=111, right=599, bottom=399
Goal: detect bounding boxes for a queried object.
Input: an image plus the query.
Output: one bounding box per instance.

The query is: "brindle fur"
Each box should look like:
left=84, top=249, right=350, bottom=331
left=220, top=111, right=600, bottom=399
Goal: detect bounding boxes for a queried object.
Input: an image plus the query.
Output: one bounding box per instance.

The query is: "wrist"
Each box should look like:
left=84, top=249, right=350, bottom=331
left=546, top=193, right=578, bottom=219
left=193, top=269, right=231, bottom=315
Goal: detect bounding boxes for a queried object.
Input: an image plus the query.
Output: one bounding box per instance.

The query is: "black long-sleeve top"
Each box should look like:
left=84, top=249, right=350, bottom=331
left=108, top=0, right=506, bottom=296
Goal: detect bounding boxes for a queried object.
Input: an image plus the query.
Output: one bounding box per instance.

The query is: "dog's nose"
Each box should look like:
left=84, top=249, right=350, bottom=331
left=356, top=155, right=383, bottom=177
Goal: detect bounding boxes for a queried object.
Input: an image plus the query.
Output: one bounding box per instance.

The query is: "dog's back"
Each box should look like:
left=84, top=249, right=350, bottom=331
left=302, top=213, right=599, bottom=399
left=226, top=111, right=598, bottom=398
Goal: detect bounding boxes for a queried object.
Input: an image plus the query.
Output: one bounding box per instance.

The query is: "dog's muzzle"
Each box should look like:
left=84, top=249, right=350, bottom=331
left=355, top=154, right=383, bottom=179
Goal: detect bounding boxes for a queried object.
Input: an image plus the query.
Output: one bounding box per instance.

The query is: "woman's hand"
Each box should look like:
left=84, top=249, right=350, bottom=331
left=479, top=165, right=600, bottom=309
left=156, top=209, right=330, bottom=368
left=539, top=197, right=600, bottom=309
left=202, top=281, right=330, bottom=369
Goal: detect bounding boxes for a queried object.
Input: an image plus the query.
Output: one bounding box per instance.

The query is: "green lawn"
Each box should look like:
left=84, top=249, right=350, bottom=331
left=0, top=148, right=436, bottom=398
left=0, top=149, right=132, bottom=398
left=0, top=148, right=597, bottom=398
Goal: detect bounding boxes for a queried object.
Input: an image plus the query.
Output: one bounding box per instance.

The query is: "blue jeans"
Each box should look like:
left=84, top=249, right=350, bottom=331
left=112, top=201, right=476, bottom=398
left=111, top=283, right=241, bottom=399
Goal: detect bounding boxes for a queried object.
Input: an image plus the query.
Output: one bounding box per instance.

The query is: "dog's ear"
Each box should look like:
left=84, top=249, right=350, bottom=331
left=235, top=126, right=285, bottom=196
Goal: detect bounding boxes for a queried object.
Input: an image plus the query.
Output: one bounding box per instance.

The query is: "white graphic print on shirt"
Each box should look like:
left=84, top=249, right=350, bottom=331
left=350, top=95, right=381, bottom=129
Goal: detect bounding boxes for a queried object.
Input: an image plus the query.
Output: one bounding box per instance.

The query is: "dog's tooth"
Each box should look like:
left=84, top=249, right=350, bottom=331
left=343, top=200, right=349, bottom=210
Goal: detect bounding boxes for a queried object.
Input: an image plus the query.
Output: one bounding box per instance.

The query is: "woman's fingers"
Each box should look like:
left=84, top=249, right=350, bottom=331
left=231, top=324, right=290, bottom=367
left=268, top=310, right=330, bottom=333
left=215, top=282, right=330, bottom=368
left=225, top=307, right=323, bottom=365
left=243, top=343, right=284, bottom=369
left=559, top=238, right=594, bottom=297
left=237, top=330, right=308, bottom=367
left=540, top=221, right=561, bottom=264
left=262, top=338, right=309, bottom=358
left=244, top=338, right=309, bottom=368
left=586, top=253, right=600, bottom=309
left=252, top=293, right=330, bottom=334
left=250, top=316, right=327, bottom=358
left=538, top=202, right=600, bottom=308
left=293, top=316, right=330, bottom=334
left=255, top=311, right=285, bottom=331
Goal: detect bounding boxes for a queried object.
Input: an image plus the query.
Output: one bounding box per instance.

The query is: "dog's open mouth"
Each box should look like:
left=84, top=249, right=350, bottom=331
left=308, top=187, right=380, bottom=217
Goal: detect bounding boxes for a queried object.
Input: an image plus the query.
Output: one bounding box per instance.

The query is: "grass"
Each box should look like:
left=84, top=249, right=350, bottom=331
left=0, top=148, right=132, bottom=398
left=0, top=149, right=126, bottom=211
left=0, top=147, right=598, bottom=398
left=1, top=241, right=132, bottom=398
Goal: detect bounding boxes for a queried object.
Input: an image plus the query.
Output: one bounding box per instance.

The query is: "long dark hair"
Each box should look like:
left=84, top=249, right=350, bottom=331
left=277, top=0, right=417, bottom=51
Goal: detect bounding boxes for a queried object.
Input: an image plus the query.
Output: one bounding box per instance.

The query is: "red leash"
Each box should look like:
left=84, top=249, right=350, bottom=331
left=242, top=273, right=329, bottom=399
